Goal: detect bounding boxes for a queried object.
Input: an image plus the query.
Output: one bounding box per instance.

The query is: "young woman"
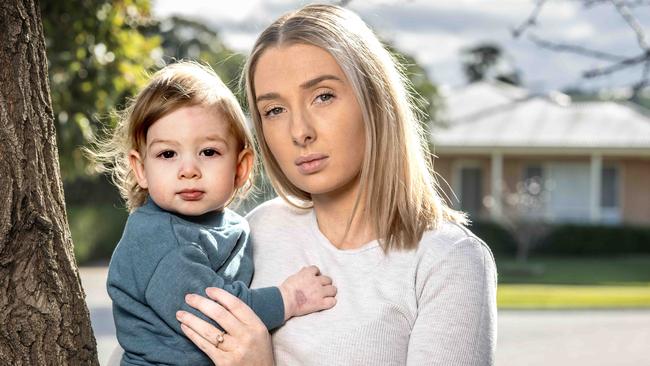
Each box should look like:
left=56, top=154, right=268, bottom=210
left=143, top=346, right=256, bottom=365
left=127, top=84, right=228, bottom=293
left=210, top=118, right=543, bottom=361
left=176, top=4, right=497, bottom=366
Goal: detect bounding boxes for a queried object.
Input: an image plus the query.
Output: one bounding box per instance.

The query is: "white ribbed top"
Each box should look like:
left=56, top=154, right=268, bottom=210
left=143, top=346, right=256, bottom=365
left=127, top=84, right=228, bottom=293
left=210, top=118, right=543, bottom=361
left=248, top=198, right=497, bottom=366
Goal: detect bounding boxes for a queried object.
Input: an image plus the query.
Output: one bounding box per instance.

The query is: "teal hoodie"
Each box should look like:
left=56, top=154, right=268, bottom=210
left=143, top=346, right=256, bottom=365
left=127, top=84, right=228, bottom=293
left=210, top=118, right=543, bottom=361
left=107, top=198, right=284, bottom=366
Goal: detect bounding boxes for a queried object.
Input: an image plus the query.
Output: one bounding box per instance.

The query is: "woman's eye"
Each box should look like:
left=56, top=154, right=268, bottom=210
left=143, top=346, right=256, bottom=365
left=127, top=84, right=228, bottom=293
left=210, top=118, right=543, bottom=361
left=201, top=148, right=220, bottom=157
left=315, top=93, right=334, bottom=103
left=264, top=106, right=284, bottom=117
left=158, top=150, right=176, bottom=159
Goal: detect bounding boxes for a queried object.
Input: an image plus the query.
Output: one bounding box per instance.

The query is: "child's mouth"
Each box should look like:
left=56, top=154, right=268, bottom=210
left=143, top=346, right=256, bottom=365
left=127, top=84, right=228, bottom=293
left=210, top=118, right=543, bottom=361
left=177, top=190, right=205, bottom=201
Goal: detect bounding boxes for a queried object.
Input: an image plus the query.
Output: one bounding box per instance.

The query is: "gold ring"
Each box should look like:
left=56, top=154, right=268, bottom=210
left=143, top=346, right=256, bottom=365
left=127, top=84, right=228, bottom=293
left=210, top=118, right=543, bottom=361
left=216, top=333, right=225, bottom=346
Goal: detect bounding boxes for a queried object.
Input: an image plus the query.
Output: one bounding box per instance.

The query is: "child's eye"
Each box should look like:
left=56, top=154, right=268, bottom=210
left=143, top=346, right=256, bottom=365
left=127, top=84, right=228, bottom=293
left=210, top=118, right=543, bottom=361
left=264, top=106, right=284, bottom=117
left=201, top=148, right=221, bottom=157
left=158, top=150, right=176, bottom=159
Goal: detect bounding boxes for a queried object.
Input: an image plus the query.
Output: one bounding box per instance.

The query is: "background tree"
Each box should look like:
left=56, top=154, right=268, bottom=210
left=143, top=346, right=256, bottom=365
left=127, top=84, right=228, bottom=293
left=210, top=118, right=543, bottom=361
left=513, top=0, right=650, bottom=101
left=0, top=0, right=98, bottom=364
left=42, top=0, right=161, bottom=180
left=41, top=0, right=163, bottom=264
left=145, top=16, right=245, bottom=90
left=461, top=42, right=522, bottom=86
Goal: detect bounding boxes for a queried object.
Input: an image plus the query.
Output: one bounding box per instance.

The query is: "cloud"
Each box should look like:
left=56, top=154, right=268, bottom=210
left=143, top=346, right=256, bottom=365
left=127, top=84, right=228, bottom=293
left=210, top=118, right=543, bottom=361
left=153, top=0, right=650, bottom=91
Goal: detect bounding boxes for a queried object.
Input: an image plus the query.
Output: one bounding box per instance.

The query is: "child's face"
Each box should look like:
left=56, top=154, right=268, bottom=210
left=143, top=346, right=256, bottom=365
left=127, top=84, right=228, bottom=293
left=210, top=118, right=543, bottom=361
left=129, top=105, right=252, bottom=216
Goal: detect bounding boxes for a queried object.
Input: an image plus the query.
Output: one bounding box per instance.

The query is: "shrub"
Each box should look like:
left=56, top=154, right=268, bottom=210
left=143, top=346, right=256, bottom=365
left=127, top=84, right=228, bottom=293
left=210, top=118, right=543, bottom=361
left=535, top=224, right=650, bottom=256
left=68, top=204, right=128, bottom=265
left=468, top=220, right=518, bottom=258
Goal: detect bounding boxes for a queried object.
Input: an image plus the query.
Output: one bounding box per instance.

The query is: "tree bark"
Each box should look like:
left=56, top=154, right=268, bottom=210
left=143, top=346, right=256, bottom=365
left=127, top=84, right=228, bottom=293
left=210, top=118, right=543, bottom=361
left=0, top=0, right=99, bottom=364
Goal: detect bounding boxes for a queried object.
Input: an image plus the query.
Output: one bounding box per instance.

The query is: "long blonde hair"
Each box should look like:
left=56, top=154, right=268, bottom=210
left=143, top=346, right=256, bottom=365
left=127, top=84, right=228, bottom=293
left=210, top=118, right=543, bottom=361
left=88, top=61, right=254, bottom=211
left=244, top=4, right=466, bottom=251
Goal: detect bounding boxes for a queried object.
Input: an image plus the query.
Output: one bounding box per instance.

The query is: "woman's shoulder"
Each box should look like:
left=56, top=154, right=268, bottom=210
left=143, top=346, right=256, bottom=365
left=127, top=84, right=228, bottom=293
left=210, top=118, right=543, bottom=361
left=245, top=197, right=311, bottom=226
left=412, top=221, right=497, bottom=293
left=417, top=220, right=495, bottom=266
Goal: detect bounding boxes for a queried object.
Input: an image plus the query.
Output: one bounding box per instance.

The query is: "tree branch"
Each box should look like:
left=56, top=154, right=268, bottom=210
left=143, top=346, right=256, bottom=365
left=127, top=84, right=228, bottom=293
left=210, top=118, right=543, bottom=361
left=583, top=0, right=650, bottom=8
left=631, top=60, right=650, bottom=96
left=513, top=0, right=650, bottom=92
left=512, top=0, right=548, bottom=38
left=528, top=33, right=629, bottom=61
left=611, top=0, right=649, bottom=50
left=583, top=50, right=650, bottom=77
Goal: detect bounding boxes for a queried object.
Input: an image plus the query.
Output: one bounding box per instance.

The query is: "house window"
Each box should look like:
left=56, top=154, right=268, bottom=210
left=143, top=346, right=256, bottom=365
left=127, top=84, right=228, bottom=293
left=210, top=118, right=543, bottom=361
left=546, top=162, right=591, bottom=222
left=600, top=165, right=620, bottom=223
left=523, top=164, right=544, bottom=195
left=520, top=164, right=546, bottom=217
left=601, top=166, right=618, bottom=208
left=460, top=167, right=483, bottom=217
left=524, top=165, right=543, bottom=181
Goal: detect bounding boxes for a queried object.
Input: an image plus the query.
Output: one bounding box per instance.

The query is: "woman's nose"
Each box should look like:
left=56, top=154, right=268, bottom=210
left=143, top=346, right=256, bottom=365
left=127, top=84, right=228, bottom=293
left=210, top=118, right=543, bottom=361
left=290, top=109, right=316, bottom=146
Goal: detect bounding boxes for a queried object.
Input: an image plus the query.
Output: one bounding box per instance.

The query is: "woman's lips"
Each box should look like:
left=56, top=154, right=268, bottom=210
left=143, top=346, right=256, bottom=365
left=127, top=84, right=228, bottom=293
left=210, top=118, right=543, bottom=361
left=177, top=190, right=205, bottom=201
left=295, top=154, right=329, bottom=175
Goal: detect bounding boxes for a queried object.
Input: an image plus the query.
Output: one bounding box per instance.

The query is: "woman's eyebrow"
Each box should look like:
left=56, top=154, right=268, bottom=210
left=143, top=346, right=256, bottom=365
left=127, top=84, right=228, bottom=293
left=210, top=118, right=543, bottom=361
left=255, top=75, right=342, bottom=103
left=256, top=92, right=280, bottom=103
left=300, top=74, right=341, bottom=89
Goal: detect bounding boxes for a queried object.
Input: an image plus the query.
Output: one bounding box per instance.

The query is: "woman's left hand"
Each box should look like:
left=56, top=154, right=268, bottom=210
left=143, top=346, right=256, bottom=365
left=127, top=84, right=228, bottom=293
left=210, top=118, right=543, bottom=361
left=177, top=287, right=274, bottom=366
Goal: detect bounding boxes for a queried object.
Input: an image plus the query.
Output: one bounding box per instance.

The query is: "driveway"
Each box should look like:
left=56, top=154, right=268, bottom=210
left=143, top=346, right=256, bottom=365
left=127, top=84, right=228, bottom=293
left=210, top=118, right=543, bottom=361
left=79, top=267, right=650, bottom=365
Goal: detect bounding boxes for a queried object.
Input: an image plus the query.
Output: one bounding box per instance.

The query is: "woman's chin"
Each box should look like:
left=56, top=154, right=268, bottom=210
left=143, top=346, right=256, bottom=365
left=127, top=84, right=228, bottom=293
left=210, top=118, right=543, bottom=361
left=292, top=174, right=360, bottom=198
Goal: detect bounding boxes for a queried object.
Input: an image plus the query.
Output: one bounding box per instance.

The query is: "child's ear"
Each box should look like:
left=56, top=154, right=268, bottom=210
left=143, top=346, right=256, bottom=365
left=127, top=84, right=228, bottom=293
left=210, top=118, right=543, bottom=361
left=234, top=148, right=253, bottom=189
left=129, top=149, right=148, bottom=189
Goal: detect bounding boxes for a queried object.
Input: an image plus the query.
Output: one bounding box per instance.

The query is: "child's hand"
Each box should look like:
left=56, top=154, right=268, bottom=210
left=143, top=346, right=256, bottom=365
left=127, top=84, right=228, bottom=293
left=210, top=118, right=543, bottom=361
left=278, top=265, right=337, bottom=321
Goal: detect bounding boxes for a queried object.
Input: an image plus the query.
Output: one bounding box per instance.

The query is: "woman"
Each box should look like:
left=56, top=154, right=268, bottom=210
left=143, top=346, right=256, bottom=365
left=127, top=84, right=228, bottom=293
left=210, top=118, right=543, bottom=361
left=176, top=4, right=497, bottom=366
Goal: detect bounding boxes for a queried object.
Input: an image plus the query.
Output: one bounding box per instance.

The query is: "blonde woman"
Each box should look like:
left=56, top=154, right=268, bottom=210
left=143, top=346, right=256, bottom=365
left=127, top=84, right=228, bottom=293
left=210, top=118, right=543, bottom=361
left=175, top=4, right=496, bottom=366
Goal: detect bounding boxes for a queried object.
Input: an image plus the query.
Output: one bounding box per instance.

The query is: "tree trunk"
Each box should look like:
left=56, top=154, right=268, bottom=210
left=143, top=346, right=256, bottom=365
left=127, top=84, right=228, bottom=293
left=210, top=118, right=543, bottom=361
left=0, top=0, right=99, bottom=364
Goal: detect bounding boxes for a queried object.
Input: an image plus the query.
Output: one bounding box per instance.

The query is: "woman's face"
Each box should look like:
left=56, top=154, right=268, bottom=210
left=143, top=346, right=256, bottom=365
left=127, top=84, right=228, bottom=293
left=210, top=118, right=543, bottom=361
left=253, top=43, right=366, bottom=198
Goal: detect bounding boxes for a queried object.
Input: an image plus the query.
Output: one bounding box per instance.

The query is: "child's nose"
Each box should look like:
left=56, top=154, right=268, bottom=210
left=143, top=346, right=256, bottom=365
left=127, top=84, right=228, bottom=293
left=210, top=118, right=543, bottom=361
left=178, top=158, right=201, bottom=179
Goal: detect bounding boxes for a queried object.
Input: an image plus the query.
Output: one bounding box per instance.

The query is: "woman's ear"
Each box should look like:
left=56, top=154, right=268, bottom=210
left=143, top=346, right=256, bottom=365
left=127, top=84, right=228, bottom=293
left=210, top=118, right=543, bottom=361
left=234, top=148, right=253, bottom=189
left=129, top=149, right=148, bottom=189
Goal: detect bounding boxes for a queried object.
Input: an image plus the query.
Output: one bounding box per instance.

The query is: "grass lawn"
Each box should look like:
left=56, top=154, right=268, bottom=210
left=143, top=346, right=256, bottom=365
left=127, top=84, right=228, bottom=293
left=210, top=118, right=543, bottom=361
left=496, top=256, right=650, bottom=309
left=498, top=284, right=650, bottom=309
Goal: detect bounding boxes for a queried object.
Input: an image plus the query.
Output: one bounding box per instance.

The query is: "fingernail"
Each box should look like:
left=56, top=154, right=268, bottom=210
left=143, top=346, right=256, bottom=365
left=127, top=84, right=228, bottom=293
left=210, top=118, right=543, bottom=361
left=185, top=294, right=194, bottom=303
left=176, top=311, right=185, bottom=320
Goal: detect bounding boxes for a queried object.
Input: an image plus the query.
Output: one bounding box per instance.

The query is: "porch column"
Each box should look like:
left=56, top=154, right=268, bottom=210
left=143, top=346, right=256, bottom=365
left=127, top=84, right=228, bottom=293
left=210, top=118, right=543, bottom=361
left=590, top=153, right=602, bottom=222
left=491, top=151, right=503, bottom=220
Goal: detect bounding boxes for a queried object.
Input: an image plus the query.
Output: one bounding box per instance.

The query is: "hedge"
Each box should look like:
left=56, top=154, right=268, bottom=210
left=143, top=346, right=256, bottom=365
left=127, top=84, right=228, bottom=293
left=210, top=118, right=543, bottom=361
left=467, top=220, right=518, bottom=258
left=536, top=224, right=650, bottom=256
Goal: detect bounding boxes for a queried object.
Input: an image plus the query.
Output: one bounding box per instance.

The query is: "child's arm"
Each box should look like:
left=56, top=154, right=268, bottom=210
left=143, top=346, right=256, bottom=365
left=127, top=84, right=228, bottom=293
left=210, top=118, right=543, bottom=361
left=145, top=244, right=336, bottom=333
left=145, top=243, right=283, bottom=331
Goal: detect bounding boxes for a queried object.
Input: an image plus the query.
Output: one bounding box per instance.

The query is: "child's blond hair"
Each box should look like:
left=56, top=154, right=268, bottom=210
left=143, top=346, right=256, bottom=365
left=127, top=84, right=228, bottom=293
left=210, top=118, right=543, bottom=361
left=89, top=61, right=254, bottom=212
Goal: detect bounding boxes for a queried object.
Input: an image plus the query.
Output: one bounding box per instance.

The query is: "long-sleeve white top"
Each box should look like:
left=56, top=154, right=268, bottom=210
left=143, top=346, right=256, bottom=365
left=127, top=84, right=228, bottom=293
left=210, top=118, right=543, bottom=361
left=248, top=198, right=498, bottom=366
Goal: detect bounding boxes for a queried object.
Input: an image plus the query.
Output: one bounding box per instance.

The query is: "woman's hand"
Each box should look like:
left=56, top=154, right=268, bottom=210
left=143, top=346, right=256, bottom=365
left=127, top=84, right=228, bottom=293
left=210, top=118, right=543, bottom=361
left=177, top=287, right=274, bottom=366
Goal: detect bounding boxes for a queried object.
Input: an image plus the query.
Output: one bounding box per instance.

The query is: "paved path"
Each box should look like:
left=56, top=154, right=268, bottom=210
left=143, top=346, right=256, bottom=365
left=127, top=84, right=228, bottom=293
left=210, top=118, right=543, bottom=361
left=497, top=309, right=650, bottom=365
left=80, top=267, right=117, bottom=365
left=79, top=267, right=650, bottom=365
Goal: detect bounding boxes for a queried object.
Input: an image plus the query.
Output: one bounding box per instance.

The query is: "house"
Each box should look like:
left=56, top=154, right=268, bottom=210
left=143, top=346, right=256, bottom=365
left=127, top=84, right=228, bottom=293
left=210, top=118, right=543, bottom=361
left=431, top=81, right=650, bottom=225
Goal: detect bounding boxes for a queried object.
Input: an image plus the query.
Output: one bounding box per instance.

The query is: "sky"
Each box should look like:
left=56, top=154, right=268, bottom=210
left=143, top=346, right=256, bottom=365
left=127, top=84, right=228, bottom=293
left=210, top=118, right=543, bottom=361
left=153, top=0, right=650, bottom=94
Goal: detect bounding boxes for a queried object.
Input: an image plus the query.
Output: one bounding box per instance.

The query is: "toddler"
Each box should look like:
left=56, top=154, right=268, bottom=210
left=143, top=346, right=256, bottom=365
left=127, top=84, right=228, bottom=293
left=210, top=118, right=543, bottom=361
left=96, top=62, right=337, bottom=365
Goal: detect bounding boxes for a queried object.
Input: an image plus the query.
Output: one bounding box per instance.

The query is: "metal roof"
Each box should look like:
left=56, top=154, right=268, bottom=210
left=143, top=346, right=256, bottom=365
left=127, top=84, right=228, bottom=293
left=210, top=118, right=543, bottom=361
left=432, top=82, right=650, bottom=152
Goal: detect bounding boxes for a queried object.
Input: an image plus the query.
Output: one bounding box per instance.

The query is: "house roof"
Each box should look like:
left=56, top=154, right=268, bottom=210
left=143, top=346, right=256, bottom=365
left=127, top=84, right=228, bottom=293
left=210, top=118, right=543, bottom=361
left=432, top=81, right=650, bottom=154
left=440, top=81, right=529, bottom=123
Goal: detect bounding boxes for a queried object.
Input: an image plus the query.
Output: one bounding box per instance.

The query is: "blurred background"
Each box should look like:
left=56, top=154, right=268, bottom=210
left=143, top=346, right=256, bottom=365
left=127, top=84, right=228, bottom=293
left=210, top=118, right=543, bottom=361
left=42, top=0, right=650, bottom=364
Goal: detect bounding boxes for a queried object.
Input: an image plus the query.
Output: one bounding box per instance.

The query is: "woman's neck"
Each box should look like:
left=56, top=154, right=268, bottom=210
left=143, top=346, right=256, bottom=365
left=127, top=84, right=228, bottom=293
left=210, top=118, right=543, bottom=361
left=311, top=180, right=377, bottom=250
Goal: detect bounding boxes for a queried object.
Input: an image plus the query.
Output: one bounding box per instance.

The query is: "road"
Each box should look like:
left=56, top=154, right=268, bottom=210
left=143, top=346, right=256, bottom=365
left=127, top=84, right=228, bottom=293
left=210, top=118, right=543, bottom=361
left=79, top=267, right=650, bottom=366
